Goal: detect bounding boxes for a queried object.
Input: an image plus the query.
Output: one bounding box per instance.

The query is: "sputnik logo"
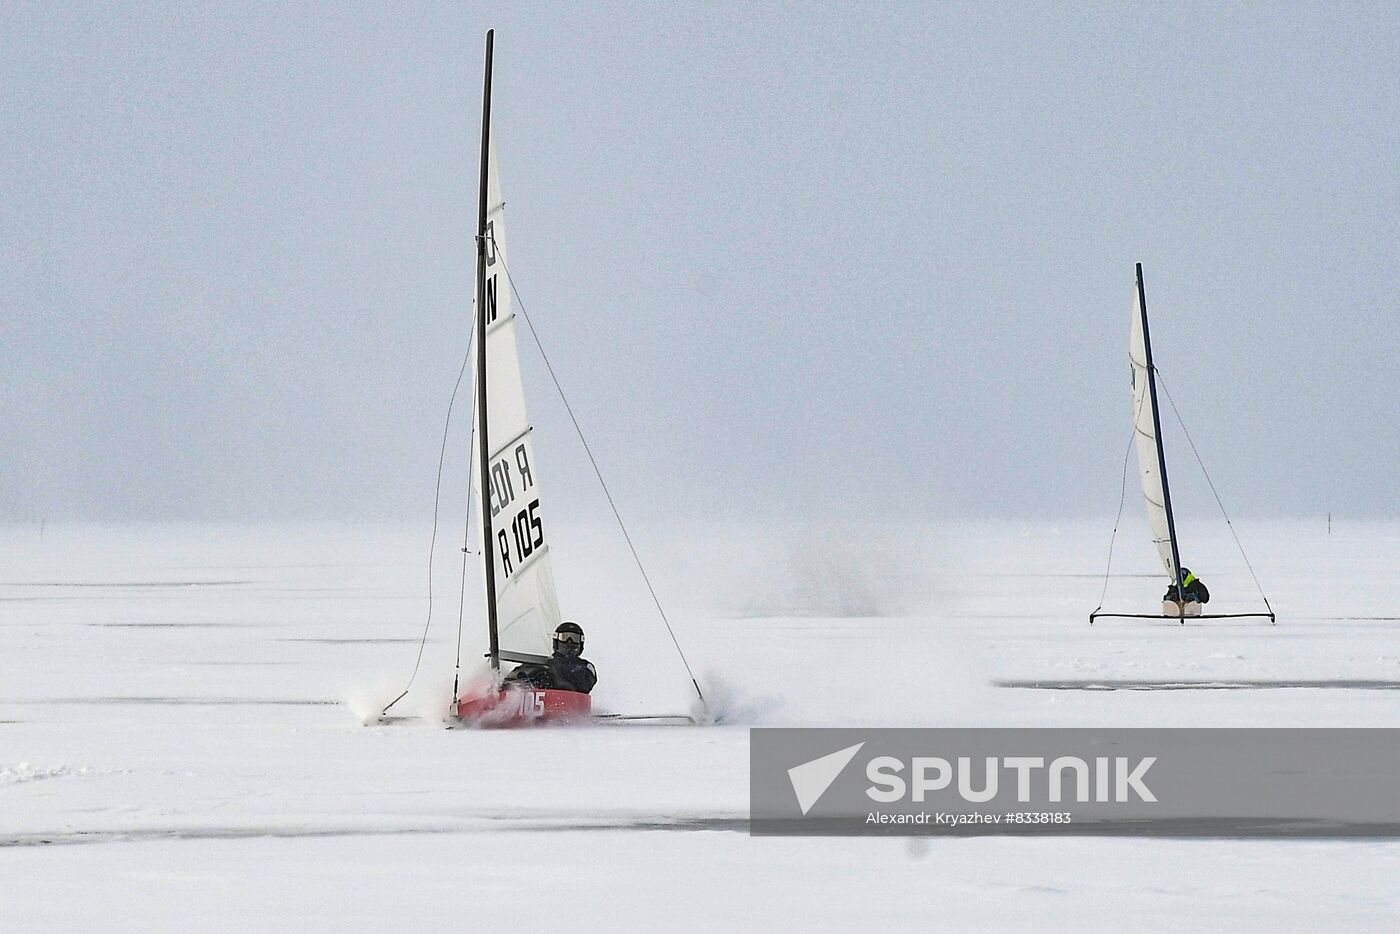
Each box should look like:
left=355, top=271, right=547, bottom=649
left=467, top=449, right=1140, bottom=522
left=788, top=742, right=865, bottom=815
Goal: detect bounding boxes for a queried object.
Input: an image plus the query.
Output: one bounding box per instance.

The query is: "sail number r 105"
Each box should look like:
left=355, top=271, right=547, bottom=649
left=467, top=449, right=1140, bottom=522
left=497, top=499, right=543, bottom=578
left=489, top=443, right=542, bottom=579
left=489, top=443, right=535, bottom=517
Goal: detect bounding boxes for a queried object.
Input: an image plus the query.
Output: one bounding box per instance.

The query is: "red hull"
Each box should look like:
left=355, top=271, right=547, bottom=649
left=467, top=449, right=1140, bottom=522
left=453, top=687, right=592, bottom=727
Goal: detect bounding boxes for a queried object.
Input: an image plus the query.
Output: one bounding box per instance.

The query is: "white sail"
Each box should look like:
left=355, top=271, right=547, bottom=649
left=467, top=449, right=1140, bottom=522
left=1130, top=284, right=1176, bottom=577
left=476, top=134, right=562, bottom=663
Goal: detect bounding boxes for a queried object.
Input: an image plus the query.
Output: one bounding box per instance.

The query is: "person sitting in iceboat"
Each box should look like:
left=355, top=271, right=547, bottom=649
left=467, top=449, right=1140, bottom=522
left=1163, top=567, right=1210, bottom=606
left=502, top=621, right=597, bottom=694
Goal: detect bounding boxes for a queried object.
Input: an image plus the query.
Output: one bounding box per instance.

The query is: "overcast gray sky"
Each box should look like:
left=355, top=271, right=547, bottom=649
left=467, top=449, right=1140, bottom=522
left=3, top=1, right=1397, bottom=523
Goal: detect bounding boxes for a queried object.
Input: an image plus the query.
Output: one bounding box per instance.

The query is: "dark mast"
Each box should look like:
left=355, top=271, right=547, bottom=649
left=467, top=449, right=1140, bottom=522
left=475, top=30, right=501, bottom=669
left=1136, top=262, right=1184, bottom=595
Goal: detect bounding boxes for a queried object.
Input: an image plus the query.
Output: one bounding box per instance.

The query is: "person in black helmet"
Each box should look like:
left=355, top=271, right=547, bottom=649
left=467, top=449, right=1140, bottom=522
left=502, top=621, right=597, bottom=694
left=1163, top=566, right=1210, bottom=605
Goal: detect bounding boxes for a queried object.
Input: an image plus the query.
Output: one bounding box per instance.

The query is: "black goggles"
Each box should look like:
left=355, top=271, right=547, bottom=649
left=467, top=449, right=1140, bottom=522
left=554, top=630, right=583, bottom=645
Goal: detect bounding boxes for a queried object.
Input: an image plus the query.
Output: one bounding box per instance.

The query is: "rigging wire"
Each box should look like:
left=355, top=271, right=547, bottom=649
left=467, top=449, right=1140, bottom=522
left=452, top=328, right=482, bottom=702
left=1092, top=375, right=1153, bottom=623
left=381, top=314, right=478, bottom=718
left=1090, top=426, right=1138, bottom=624
left=451, top=510, right=473, bottom=701
left=1155, top=373, right=1275, bottom=622
left=493, top=243, right=709, bottom=714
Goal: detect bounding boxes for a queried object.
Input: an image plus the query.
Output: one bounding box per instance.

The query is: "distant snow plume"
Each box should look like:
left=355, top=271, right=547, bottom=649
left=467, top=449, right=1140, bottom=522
left=783, top=533, right=885, bottom=616
left=727, top=521, right=939, bottom=618
left=692, top=673, right=782, bottom=726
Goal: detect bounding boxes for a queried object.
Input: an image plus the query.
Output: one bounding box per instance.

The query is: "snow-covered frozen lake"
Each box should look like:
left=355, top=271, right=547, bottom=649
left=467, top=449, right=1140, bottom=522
left=4, top=519, right=1399, bottom=931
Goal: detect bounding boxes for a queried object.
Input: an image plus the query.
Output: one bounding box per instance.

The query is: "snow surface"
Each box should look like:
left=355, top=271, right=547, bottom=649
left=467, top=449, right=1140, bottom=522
left=3, top=519, right=1399, bottom=931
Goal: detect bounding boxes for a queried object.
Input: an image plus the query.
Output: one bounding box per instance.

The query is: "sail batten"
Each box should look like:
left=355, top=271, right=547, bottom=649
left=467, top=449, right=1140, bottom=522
left=498, top=651, right=551, bottom=666
left=488, top=427, right=533, bottom=462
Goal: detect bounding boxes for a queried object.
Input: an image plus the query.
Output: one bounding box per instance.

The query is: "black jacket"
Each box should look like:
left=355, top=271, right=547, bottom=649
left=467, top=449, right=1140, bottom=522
left=1165, top=578, right=1210, bottom=604
left=504, top=654, right=598, bottom=694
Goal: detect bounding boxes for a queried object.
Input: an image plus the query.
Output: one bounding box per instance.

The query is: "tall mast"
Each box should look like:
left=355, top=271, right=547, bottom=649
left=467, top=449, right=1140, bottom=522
left=476, top=29, right=500, bottom=669
left=1136, top=262, right=1184, bottom=593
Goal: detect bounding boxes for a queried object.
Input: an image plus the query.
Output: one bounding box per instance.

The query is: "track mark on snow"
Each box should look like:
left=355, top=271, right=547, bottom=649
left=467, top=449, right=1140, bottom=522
left=995, top=679, right=1400, bottom=692
left=0, top=817, right=750, bottom=848
left=2, top=697, right=338, bottom=707
left=1, top=580, right=251, bottom=588
left=87, top=622, right=261, bottom=629
left=277, top=638, right=426, bottom=645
